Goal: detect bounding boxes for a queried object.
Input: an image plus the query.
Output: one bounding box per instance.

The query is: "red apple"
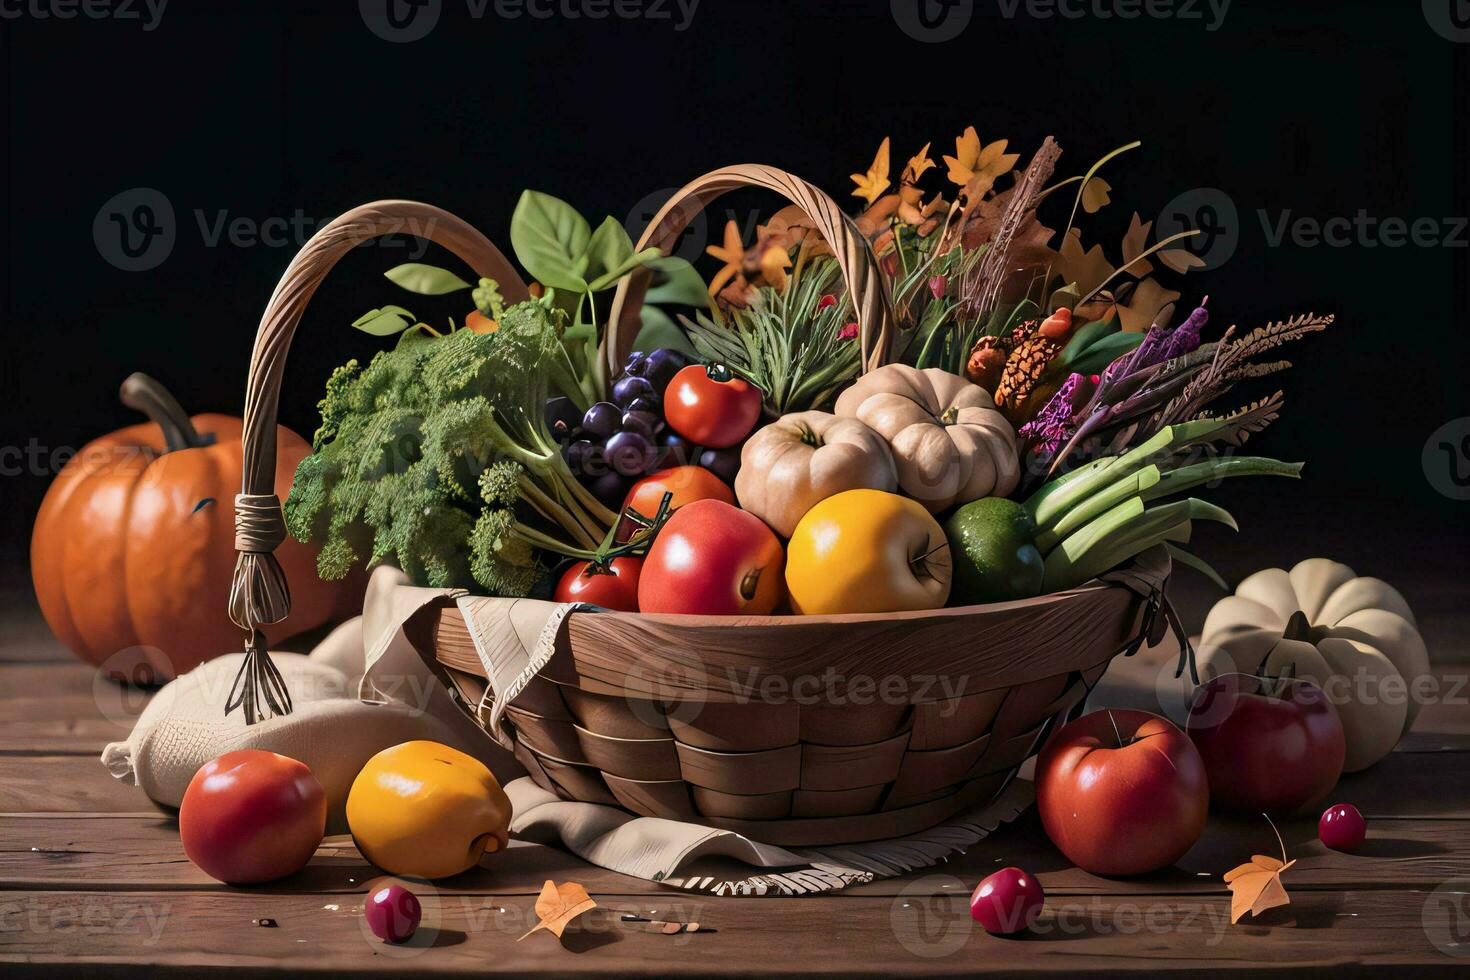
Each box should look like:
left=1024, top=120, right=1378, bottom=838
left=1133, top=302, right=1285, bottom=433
left=1036, top=709, right=1208, bottom=876
left=179, top=749, right=326, bottom=884
left=1186, top=674, right=1345, bottom=814
left=638, top=499, right=785, bottom=615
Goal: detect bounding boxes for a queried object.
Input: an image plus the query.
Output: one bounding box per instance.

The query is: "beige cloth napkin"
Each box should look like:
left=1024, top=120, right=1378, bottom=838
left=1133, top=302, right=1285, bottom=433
left=357, top=566, right=1036, bottom=896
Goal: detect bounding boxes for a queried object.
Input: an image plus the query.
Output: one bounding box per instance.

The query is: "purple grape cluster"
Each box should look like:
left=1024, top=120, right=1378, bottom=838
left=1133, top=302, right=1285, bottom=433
left=548, top=348, right=709, bottom=507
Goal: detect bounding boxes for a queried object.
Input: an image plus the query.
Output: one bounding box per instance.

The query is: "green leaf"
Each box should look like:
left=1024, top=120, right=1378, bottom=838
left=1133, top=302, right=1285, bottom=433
left=1066, top=332, right=1144, bottom=375
left=586, top=247, right=662, bottom=293
left=634, top=305, right=696, bottom=356
left=644, top=255, right=711, bottom=307
left=352, top=305, right=416, bottom=336
left=384, top=263, right=471, bottom=296
left=583, top=216, right=636, bottom=282
left=511, top=190, right=591, bottom=293
left=1052, top=319, right=1117, bottom=371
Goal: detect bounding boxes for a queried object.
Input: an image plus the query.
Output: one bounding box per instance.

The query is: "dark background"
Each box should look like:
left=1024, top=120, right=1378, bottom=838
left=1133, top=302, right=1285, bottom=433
left=3, top=0, right=1466, bottom=643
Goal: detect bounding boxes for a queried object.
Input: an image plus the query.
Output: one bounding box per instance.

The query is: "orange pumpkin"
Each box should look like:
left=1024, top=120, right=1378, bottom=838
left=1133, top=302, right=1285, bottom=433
left=30, top=374, right=361, bottom=682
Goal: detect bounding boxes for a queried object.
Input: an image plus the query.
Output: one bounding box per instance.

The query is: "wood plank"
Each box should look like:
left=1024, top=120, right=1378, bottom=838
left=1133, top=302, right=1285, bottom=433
left=0, top=818, right=677, bottom=898
left=6, top=811, right=1469, bottom=901
left=0, top=756, right=149, bottom=814
left=0, top=888, right=1463, bottom=976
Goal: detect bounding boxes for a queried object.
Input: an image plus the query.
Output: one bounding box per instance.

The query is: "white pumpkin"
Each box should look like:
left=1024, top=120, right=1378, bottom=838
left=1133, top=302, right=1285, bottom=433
left=1198, top=558, right=1430, bottom=772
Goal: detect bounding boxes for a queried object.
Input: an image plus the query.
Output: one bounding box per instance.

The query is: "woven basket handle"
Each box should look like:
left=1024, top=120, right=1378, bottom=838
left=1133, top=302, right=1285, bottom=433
left=603, top=164, right=897, bottom=381
left=226, top=199, right=527, bottom=721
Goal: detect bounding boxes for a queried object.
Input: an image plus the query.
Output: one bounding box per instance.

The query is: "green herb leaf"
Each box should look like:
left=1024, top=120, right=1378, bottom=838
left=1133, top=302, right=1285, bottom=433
left=583, top=216, right=636, bottom=282
left=511, top=190, right=591, bottom=293
left=634, top=305, right=696, bottom=355
left=644, top=256, right=711, bottom=307
left=352, top=305, right=417, bottom=336
left=384, top=263, right=472, bottom=296
left=1066, top=332, right=1144, bottom=375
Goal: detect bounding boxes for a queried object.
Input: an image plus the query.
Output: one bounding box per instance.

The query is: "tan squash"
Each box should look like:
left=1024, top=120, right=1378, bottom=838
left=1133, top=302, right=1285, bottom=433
left=833, top=365, right=1018, bottom=513
left=1198, top=558, right=1431, bottom=772
left=735, top=412, right=897, bottom=537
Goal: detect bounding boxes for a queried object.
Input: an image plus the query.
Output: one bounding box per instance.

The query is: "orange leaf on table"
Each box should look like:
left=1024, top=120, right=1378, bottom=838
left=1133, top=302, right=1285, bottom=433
left=519, top=880, right=597, bottom=940
left=1224, top=815, right=1296, bottom=924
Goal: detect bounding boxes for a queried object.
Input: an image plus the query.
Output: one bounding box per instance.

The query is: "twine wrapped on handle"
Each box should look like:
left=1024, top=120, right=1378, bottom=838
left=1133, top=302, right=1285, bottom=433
left=227, top=200, right=528, bottom=722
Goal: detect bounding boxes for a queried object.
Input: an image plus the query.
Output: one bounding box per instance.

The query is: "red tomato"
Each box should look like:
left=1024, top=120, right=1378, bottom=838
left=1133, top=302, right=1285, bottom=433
left=665, top=364, right=762, bottom=449
left=638, top=499, right=785, bottom=615
left=1187, top=674, right=1345, bottom=814
left=553, top=557, right=642, bottom=611
left=1036, top=710, right=1208, bottom=876
left=179, top=749, right=326, bottom=884
left=619, top=466, right=735, bottom=541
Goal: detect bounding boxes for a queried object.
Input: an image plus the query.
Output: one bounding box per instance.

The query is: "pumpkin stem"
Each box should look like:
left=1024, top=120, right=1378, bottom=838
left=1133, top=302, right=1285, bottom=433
left=119, top=373, right=215, bottom=453
left=1281, top=610, right=1312, bottom=643
left=939, top=406, right=960, bottom=425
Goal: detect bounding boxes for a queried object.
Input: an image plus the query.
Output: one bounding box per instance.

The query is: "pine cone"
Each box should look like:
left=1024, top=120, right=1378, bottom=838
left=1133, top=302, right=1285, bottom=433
left=995, top=334, right=1064, bottom=424
left=965, top=336, right=1012, bottom=391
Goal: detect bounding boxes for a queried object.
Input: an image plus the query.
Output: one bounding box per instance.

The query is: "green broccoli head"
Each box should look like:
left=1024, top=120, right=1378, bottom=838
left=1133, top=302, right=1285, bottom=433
left=283, top=300, right=606, bottom=596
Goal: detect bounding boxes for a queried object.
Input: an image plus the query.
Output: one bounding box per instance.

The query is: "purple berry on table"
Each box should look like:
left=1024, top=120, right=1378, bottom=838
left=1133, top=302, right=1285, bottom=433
left=642, top=348, right=691, bottom=395
left=365, top=883, right=421, bottom=944
left=621, top=411, right=659, bottom=441
left=626, top=396, right=661, bottom=416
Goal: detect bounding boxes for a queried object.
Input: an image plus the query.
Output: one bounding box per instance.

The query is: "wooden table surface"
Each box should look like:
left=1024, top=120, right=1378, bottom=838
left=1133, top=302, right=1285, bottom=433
left=2, top=592, right=1469, bottom=978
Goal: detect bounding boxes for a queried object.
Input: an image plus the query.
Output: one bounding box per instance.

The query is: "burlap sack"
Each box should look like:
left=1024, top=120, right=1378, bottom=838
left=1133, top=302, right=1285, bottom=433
left=101, top=612, right=518, bottom=834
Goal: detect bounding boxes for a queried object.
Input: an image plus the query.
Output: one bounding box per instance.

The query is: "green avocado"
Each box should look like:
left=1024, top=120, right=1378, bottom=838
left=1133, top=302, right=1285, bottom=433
left=944, top=497, right=1045, bottom=604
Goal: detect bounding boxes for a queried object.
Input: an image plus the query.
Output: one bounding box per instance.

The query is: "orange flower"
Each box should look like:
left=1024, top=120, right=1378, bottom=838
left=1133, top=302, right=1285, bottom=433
left=902, top=142, right=936, bottom=185
left=706, top=220, right=746, bottom=298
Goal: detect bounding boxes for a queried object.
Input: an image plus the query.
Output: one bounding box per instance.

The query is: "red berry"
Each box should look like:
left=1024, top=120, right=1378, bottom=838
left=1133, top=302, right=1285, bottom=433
left=817, top=293, right=837, bottom=310
left=1319, top=803, right=1366, bottom=852
left=365, top=883, right=422, bottom=943
left=969, top=866, right=1044, bottom=935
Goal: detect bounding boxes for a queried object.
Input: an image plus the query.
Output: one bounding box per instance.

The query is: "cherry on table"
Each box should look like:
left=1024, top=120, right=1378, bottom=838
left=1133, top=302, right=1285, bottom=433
left=365, top=883, right=422, bottom=944
left=969, top=866, right=1044, bottom=935
left=1319, top=803, right=1366, bottom=852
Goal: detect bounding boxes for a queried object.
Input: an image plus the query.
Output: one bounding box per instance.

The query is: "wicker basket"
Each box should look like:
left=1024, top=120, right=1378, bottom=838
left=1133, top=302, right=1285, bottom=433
left=227, top=166, right=1175, bottom=845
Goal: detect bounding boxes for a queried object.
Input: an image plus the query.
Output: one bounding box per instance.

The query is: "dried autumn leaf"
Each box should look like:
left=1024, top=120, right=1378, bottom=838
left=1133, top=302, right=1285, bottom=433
left=1157, top=248, right=1208, bottom=274
left=1081, top=175, right=1112, bottom=214
left=1056, top=228, right=1114, bottom=299
left=851, top=137, right=892, bottom=205
left=1116, top=277, right=1180, bottom=333
left=903, top=142, right=936, bottom=184
left=1224, top=816, right=1296, bottom=924
left=1121, top=213, right=1155, bottom=278
left=944, top=127, right=1021, bottom=191
left=519, top=880, right=597, bottom=940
